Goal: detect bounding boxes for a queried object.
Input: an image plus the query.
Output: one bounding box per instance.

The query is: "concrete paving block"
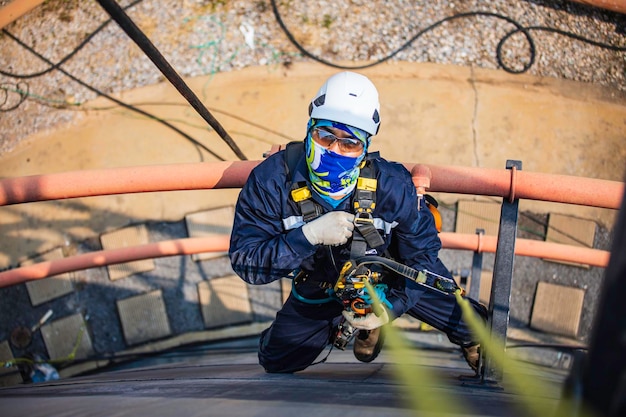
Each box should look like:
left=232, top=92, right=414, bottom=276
left=22, top=248, right=74, bottom=306
left=455, top=200, right=501, bottom=236
left=185, top=206, right=235, bottom=262
left=40, top=313, right=93, bottom=361
left=530, top=282, right=585, bottom=338
left=198, top=275, right=253, bottom=329
left=0, top=341, right=22, bottom=387
left=100, top=224, right=155, bottom=281
left=545, top=213, right=596, bottom=268
left=117, top=290, right=172, bottom=346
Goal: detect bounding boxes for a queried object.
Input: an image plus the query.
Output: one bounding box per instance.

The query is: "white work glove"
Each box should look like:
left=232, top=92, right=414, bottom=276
left=301, top=211, right=355, bottom=246
left=342, top=308, right=389, bottom=331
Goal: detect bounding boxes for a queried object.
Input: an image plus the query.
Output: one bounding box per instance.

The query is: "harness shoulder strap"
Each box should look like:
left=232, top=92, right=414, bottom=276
left=284, top=141, right=323, bottom=222
left=284, top=141, right=304, bottom=183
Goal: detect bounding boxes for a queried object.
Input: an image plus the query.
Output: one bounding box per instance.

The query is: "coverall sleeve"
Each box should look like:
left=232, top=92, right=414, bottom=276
left=381, top=168, right=450, bottom=318
left=229, top=161, right=317, bottom=285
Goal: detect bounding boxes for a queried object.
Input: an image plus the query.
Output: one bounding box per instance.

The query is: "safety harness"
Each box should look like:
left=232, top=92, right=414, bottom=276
left=282, top=141, right=458, bottom=350
left=284, top=140, right=384, bottom=256
left=283, top=141, right=445, bottom=306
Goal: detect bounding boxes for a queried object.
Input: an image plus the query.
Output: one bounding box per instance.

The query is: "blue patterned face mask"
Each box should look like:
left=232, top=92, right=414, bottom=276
left=305, top=119, right=368, bottom=205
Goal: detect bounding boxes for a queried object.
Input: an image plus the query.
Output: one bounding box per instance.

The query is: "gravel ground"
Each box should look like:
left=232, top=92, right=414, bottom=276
left=0, top=0, right=621, bottom=376
left=1, top=0, right=625, bottom=154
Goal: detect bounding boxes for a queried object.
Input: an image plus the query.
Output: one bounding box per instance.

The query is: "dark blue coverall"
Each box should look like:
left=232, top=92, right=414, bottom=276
left=229, top=148, right=487, bottom=373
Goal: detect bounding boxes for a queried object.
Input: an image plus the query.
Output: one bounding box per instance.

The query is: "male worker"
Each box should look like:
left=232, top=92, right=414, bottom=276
left=229, top=71, right=487, bottom=373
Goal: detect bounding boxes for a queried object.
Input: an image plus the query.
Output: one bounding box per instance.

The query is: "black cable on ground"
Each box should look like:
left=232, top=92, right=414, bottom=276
left=0, top=81, right=28, bottom=112
left=95, top=0, right=247, bottom=161
left=0, top=0, right=143, bottom=79
left=2, top=29, right=226, bottom=162
left=270, top=1, right=625, bottom=74
left=0, top=0, right=223, bottom=161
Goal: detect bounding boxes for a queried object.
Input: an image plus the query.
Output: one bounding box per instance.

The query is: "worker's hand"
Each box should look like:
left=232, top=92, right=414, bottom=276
left=302, top=211, right=355, bottom=246
left=342, top=308, right=389, bottom=331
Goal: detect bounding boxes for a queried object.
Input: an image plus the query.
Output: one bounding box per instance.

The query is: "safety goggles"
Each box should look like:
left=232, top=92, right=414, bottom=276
left=312, top=128, right=365, bottom=153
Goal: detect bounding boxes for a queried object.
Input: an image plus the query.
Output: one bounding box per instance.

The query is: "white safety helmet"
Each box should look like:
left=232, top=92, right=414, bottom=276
left=309, top=71, right=381, bottom=136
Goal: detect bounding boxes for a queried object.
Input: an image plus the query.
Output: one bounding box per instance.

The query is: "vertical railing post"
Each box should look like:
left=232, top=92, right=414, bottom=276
left=482, top=160, right=521, bottom=384
left=468, top=228, right=485, bottom=301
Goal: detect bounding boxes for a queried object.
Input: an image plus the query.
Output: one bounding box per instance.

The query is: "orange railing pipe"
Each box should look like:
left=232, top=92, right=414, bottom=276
left=0, top=0, right=47, bottom=30
left=439, top=232, right=610, bottom=267
left=568, top=0, right=626, bottom=14
left=0, top=161, right=258, bottom=206
left=0, top=233, right=610, bottom=288
left=0, top=161, right=623, bottom=209
left=0, top=235, right=230, bottom=288
left=409, top=164, right=623, bottom=209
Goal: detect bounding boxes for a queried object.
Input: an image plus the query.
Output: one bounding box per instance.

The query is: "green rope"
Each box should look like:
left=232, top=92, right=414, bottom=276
left=1, top=326, right=86, bottom=369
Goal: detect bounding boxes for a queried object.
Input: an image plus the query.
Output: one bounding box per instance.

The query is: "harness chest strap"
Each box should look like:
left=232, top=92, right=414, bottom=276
left=289, top=160, right=384, bottom=254
left=350, top=160, right=385, bottom=258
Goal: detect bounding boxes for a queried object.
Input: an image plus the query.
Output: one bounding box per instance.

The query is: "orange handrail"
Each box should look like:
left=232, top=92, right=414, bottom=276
left=0, top=0, right=47, bottom=30
left=408, top=164, right=623, bottom=209
left=569, top=0, right=626, bottom=14
left=0, top=233, right=609, bottom=288
left=439, top=233, right=610, bottom=267
left=0, top=235, right=230, bottom=288
left=0, top=161, right=623, bottom=209
left=0, top=161, right=258, bottom=206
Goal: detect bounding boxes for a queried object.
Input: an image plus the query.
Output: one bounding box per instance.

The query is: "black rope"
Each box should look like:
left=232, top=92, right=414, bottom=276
left=95, top=0, right=247, bottom=160
left=0, top=81, right=28, bottom=112
left=0, top=0, right=143, bottom=79
left=0, top=0, right=223, bottom=161
left=2, top=29, right=226, bottom=161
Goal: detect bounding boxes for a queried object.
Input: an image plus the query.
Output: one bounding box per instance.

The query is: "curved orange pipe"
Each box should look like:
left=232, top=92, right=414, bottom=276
left=569, top=0, right=626, bottom=14
left=0, top=233, right=609, bottom=288
left=0, top=161, right=623, bottom=209
left=0, top=160, right=258, bottom=206
left=439, top=232, right=610, bottom=267
left=409, top=164, right=623, bottom=209
left=0, top=0, right=47, bottom=30
left=0, top=235, right=230, bottom=288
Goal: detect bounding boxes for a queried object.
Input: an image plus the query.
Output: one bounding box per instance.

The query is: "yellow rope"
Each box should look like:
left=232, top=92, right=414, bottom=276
left=1, top=326, right=85, bottom=369
left=454, top=290, right=597, bottom=417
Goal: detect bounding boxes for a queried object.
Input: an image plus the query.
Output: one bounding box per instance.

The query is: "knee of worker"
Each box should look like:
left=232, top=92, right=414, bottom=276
left=257, top=323, right=327, bottom=374
left=258, top=326, right=292, bottom=373
left=259, top=355, right=303, bottom=374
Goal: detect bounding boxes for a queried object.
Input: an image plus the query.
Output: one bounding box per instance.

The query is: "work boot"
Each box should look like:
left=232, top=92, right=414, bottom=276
left=353, top=328, right=384, bottom=363
left=462, top=343, right=481, bottom=373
